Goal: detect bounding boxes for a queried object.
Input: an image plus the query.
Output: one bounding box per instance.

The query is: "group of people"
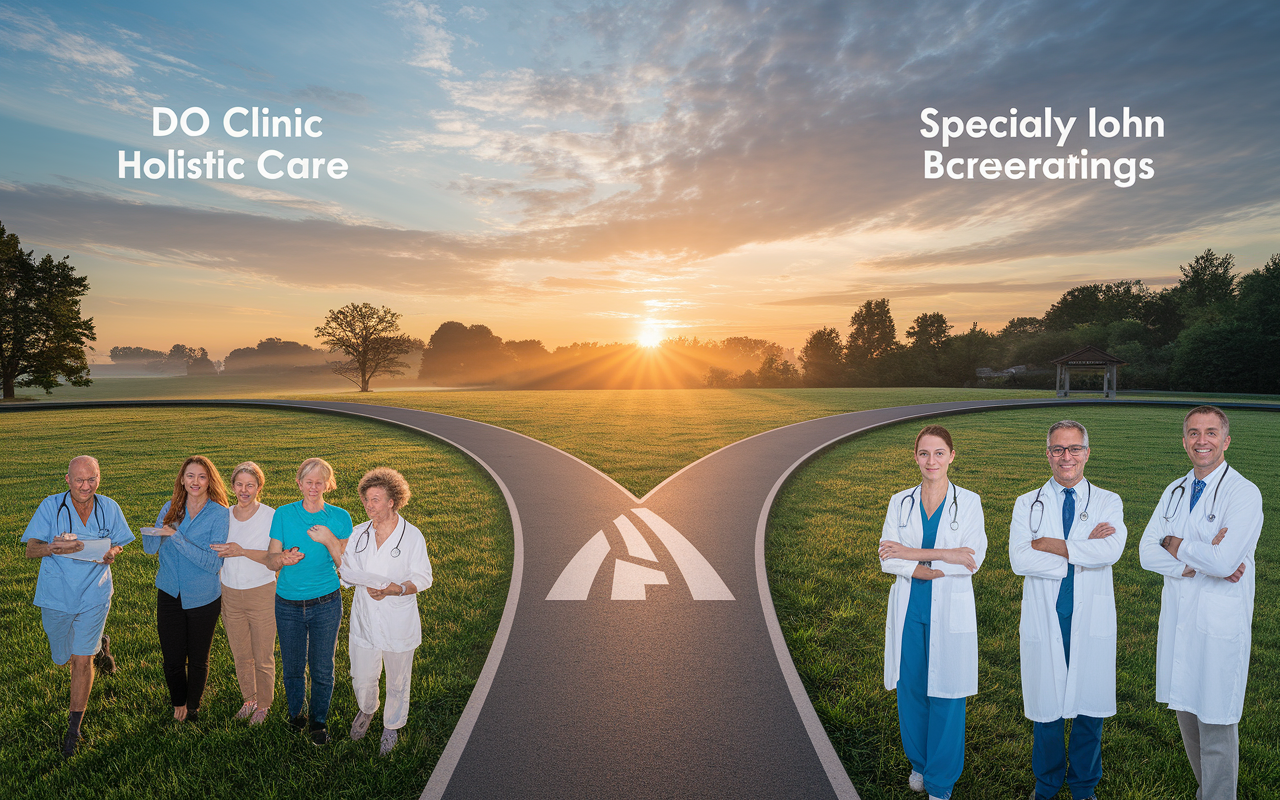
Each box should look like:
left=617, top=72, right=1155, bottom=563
left=21, top=455, right=432, bottom=757
left=878, top=405, right=1263, bottom=800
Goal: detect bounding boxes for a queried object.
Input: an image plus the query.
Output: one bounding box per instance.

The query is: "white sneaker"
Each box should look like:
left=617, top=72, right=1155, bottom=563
left=909, top=771, right=925, bottom=792
left=379, top=727, right=399, bottom=755
left=349, top=711, right=374, bottom=741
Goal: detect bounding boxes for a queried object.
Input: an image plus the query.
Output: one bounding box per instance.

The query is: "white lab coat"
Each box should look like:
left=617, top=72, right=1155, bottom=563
left=1138, top=461, right=1263, bottom=725
left=343, top=517, right=433, bottom=653
left=881, top=483, right=987, bottom=699
left=1009, top=478, right=1127, bottom=722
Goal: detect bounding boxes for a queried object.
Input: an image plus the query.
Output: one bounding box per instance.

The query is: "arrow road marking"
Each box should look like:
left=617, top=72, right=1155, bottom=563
left=547, top=509, right=734, bottom=601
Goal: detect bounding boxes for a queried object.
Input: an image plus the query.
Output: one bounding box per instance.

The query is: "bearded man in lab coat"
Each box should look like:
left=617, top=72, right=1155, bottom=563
left=1010, top=420, right=1126, bottom=800
left=1139, top=406, right=1262, bottom=800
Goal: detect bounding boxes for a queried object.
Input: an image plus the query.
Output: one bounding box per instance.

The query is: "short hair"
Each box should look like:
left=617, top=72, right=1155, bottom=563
left=67, top=455, right=100, bottom=474
left=358, top=467, right=412, bottom=511
left=1184, top=405, right=1230, bottom=437
left=296, top=457, right=338, bottom=492
left=1047, top=420, right=1089, bottom=449
left=914, top=424, right=954, bottom=452
left=230, top=461, right=266, bottom=497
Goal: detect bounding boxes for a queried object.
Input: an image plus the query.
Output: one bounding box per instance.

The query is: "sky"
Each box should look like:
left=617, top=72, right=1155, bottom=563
left=2, top=0, right=1279, bottom=360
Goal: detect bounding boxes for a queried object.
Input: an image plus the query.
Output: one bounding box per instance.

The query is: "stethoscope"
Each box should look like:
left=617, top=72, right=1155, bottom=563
left=57, top=491, right=105, bottom=536
left=1162, top=465, right=1231, bottom=524
left=354, top=516, right=406, bottom=558
left=898, top=483, right=959, bottom=531
left=1029, top=480, right=1093, bottom=536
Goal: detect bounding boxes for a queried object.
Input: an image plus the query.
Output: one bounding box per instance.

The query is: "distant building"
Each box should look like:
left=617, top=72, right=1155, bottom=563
left=1051, top=346, right=1126, bottom=399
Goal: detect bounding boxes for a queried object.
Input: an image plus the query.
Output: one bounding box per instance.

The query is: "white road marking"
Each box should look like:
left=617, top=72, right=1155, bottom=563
left=546, top=531, right=611, bottom=600
left=632, top=508, right=735, bottom=601
left=614, top=514, right=658, bottom=561
left=611, top=560, right=669, bottom=599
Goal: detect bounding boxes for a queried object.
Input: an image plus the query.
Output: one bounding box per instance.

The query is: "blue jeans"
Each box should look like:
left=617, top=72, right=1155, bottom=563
left=275, top=589, right=342, bottom=725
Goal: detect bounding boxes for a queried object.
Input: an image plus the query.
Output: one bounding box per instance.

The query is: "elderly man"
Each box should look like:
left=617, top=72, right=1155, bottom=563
left=20, top=456, right=134, bottom=757
left=1140, top=406, right=1262, bottom=800
left=1009, top=420, right=1126, bottom=800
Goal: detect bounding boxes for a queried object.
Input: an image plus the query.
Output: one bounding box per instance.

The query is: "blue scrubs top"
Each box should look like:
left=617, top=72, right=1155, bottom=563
left=21, top=493, right=135, bottom=614
left=269, top=501, right=353, bottom=601
left=905, top=500, right=944, bottom=623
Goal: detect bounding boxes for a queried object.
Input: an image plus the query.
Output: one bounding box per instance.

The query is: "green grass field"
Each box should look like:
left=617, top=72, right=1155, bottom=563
left=766, top=405, right=1280, bottom=798
left=0, top=408, right=511, bottom=800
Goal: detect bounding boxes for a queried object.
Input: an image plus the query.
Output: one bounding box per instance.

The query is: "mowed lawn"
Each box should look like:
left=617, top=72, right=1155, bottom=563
left=0, top=407, right=511, bottom=800
left=766, top=405, right=1280, bottom=799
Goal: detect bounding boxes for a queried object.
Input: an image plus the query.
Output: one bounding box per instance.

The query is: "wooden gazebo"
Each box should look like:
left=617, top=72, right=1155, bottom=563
left=1052, top=346, right=1127, bottom=399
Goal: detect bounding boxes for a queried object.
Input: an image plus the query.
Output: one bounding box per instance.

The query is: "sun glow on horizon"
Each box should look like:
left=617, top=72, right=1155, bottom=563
left=637, top=325, right=664, bottom=348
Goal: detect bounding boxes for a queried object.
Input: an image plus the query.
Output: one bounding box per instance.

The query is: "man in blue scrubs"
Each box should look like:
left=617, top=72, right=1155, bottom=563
left=21, top=456, right=135, bottom=757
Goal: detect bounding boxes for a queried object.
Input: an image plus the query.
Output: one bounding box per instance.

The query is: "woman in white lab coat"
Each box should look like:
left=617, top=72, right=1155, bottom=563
left=878, top=425, right=987, bottom=800
left=342, top=467, right=433, bottom=756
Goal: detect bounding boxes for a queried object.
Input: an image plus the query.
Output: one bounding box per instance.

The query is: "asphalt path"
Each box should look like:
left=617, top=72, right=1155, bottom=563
left=7, top=396, right=1269, bottom=798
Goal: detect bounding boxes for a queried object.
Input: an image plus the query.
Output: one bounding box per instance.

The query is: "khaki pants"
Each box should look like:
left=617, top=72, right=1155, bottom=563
left=221, top=582, right=277, bottom=708
left=1176, top=710, right=1239, bottom=800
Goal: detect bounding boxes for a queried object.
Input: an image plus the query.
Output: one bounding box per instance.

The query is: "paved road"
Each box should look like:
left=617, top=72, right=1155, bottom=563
left=7, top=396, right=1259, bottom=798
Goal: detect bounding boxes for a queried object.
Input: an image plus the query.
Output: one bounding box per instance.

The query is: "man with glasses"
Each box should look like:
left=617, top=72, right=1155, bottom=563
left=1009, top=420, right=1126, bottom=800
left=1140, top=406, right=1261, bottom=800
left=21, top=456, right=134, bottom=757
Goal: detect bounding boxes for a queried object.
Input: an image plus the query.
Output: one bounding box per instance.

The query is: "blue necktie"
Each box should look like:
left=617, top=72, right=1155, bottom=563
left=1056, top=487, right=1075, bottom=619
left=1189, top=479, right=1206, bottom=511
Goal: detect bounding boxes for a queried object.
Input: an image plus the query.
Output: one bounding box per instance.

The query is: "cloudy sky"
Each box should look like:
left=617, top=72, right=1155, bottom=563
left=2, top=0, right=1278, bottom=358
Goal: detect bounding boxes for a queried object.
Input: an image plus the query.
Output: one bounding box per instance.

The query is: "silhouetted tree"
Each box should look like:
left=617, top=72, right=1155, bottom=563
left=757, top=353, right=801, bottom=387
left=109, top=346, right=167, bottom=362
left=418, top=321, right=513, bottom=384
left=800, top=326, right=845, bottom=387
left=1, top=222, right=95, bottom=399
left=845, top=298, right=898, bottom=385
left=316, top=303, right=417, bottom=392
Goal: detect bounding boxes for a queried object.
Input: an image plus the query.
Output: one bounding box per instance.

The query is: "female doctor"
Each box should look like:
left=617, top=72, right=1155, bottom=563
left=878, top=425, right=987, bottom=800
left=342, top=467, right=432, bottom=756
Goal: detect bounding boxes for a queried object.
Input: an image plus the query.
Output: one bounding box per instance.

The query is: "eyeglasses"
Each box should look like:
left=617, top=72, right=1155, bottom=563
left=1048, top=445, right=1087, bottom=457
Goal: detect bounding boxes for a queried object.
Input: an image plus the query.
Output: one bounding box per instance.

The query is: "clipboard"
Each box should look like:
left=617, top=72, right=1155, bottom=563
left=56, top=537, right=112, bottom=562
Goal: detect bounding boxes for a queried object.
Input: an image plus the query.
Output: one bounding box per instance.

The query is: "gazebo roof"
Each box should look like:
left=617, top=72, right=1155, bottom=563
left=1050, top=345, right=1127, bottom=367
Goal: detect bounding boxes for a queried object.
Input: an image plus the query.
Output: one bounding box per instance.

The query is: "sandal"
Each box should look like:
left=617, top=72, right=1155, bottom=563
left=235, top=701, right=258, bottom=720
left=249, top=706, right=269, bottom=726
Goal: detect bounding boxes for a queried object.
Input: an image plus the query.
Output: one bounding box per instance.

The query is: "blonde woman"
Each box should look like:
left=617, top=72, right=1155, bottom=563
left=264, top=458, right=352, bottom=745
left=143, top=456, right=230, bottom=723
left=343, top=467, right=433, bottom=755
left=211, top=462, right=294, bottom=725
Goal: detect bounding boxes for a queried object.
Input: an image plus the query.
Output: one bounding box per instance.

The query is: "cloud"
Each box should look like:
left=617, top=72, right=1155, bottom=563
left=388, top=1, right=458, bottom=74
left=457, top=6, right=488, bottom=23
left=289, top=84, right=372, bottom=116
left=406, top=0, right=1280, bottom=271
left=0, top=7, right=135, bottom=76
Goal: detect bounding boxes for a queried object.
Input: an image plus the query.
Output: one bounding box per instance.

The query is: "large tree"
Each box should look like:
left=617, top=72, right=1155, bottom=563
left=0, top=222, right=96, bottom=399
left=799, top=326, right=846, bottom=387
left=315, top=302, right=417, bottom=392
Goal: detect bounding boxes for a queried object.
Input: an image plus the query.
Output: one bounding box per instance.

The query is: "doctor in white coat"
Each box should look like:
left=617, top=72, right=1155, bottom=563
left=879, top=424, right=987, bottom=800
left=342, top=467, right=433, bottom=756
left=1009, top=420, right=1126, bottom=800
left=1139, top=406, right=1261, bottom=800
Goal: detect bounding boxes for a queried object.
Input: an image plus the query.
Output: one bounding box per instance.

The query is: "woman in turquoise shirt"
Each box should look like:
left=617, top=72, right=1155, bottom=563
left=265, top=457, right=352, bottom=745
left=143, top=455, right=230, bottom=723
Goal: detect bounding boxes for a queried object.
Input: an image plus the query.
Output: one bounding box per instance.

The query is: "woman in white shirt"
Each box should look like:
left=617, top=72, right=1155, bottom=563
left=211, top=461, right=288, bottom=725
left=342, top=467, right=433, bottom=755
left=878, top=425, right=987, bottom=800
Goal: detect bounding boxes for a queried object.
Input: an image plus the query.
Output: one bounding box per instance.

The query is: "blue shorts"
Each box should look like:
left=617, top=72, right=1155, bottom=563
left=41, top=602, right=110, bottom=665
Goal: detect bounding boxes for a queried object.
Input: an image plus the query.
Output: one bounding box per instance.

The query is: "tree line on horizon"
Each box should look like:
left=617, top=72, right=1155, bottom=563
left=791, top=249, right=1280, bottom=394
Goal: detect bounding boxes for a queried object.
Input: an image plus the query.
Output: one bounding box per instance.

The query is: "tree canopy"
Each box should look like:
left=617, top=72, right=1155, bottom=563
left=1, top=222, right=96, bottom=399
left=315, top=303, right=417, bottom=392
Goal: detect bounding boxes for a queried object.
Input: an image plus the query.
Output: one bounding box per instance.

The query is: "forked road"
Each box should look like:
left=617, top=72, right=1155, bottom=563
left=6, top=396, right=1175, bottom=797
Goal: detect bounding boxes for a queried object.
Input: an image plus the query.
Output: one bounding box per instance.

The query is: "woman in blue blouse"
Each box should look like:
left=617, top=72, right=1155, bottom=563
left=143, top=455, right=230, bottom=722
left=265, top=457, right=352, bottom=745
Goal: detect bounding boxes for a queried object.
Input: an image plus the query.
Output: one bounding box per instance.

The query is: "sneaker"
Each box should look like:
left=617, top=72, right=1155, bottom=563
left=249, top=706, right=269, bottom=726
left=235, top=701, right=257, bottom=720
left=94, top=635, right=117, bottom=675
left=909, top=770, right=925, bottom=792
left=310, top=722, right=330, bottom=746
left=379, top=727, right=398, bottom=756
left=61, top=729, right=84, bottom=758
left=186, top=709, right=200, bottom=724
left=288, top=713, right=308, bottom=733
left=350, top=711, right=374, bottom=741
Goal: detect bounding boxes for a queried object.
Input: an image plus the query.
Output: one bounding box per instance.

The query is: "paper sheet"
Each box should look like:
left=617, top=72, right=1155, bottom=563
left=340, top=565, right=392, bottom=590
left=56, top=537, right=112, bottom=562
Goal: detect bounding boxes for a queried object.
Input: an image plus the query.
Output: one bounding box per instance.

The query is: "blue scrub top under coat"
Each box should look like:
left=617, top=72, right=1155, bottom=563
left=144, top=500, right=230, bottom=609
left=21, top=493, right=135, bottom=614
left=906, top=500, right=944, bottom=623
